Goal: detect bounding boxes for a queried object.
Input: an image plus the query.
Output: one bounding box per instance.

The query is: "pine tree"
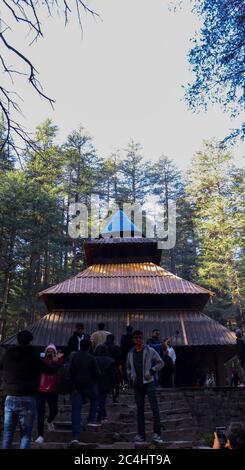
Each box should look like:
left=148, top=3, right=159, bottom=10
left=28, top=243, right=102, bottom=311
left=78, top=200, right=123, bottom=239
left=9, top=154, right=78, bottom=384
left=187, top=139, right=244, bottom=324
left=0, top=116, right=15, bottom=175
left=120, top=140, right=151, bottom=205
left=100, top=151, right=122, bottom=205
left=63, top=127, right=102, bottom=272
left=150, top=155, right=196, bottom=277
left=17, top=119, right=65, bottom=325
left=26, top=118, right=62, bottom=190
left=0, top=171, right=30, bottom=338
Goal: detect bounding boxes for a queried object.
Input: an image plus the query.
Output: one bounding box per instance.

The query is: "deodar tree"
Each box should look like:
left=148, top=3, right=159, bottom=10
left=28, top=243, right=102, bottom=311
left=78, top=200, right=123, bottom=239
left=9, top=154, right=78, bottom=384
left=185, top=0, right=245, bottom=141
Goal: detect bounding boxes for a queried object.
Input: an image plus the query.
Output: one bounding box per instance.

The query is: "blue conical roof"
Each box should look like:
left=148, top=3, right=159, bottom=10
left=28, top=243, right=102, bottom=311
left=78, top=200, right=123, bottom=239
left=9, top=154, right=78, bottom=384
left=101, top=209, right=142, bottom=237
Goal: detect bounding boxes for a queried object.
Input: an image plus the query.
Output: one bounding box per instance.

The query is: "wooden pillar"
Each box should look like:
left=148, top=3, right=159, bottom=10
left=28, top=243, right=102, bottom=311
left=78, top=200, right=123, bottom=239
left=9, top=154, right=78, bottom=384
left=215, top=349, right=226, bottom=386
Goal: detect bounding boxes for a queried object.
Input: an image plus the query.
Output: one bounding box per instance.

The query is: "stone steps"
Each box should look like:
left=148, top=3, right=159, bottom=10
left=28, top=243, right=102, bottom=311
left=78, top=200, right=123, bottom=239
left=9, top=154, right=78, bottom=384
left=114, top=408, right=192, bottom=422
left=19, top=424, right=199, bottom=444
left=12, top=389, right=204, bottom=449
left=118, top=428, right=200, bottom=442
left=58, top=400, right=189, bottom=414
left=12, top=439, right=202, bottom=450
left=53, top=416, right=194, bottom=432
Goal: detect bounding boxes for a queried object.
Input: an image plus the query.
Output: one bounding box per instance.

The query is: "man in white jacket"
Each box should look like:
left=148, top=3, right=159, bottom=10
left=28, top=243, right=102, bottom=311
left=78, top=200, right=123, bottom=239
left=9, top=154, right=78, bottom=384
left=163, top=338, right=176, bottom=387
left=126, top=330, right=164, bottom=444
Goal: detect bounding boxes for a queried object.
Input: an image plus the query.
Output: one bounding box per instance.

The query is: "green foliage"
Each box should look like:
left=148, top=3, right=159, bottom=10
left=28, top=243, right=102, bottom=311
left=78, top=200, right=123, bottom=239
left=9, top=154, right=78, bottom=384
left=0, top=116, right=15, bottom=174
left=119, top=140, right=151, bottom=204
left=150, top=155, right=197, bottom=278
left=187, top=140, right=244, bottom=323
left=0, top=122, right=243, bottom=338
left=185, top=0, right=245, bottom=142
left=203, top=432, right=213, bottom=448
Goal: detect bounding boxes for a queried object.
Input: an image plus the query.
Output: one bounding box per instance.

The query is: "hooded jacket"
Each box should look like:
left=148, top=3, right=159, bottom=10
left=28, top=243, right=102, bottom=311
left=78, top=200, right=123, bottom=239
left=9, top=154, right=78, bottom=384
left=39, top=344, right=62, bottom=394
left=126, top=345, right=164, bottom=385
left=70, top=350, right=100, bottom=397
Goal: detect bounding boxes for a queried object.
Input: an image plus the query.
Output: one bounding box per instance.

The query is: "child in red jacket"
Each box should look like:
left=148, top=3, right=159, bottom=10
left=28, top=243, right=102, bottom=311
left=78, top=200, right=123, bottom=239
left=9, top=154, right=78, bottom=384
left=35, top=344, right=63, bottom=444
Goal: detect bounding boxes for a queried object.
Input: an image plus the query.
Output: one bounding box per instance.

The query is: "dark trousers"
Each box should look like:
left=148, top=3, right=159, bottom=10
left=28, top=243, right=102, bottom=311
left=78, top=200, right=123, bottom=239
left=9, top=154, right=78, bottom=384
left=122, top=362, right=128, bottom=384
left=97, top=389, right=108, bottom=420
left=36, top=392, right=58, bottom=436
left=71, top=387, right=99, bottom=439
left=134, top=382, right=161, bottom=438
left=112, top=367, right=121, bottom=402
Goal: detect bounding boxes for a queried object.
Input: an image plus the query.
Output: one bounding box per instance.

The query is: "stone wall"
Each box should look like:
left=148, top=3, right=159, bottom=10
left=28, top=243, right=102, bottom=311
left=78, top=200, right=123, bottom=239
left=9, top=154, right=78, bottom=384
left=182, top=387, right=245, bottom=433
left=0, top=371, right=3, bottom=434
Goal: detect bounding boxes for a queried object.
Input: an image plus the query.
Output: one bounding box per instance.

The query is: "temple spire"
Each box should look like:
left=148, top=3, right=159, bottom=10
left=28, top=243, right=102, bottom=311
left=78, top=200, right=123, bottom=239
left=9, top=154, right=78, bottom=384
left=101, top=209, right=142, bottom=237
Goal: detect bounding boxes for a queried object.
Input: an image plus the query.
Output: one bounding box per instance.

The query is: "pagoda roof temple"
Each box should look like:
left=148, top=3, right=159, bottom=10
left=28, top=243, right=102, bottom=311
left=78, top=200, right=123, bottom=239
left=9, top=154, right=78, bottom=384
left=2, top=210, right=236, bottom=358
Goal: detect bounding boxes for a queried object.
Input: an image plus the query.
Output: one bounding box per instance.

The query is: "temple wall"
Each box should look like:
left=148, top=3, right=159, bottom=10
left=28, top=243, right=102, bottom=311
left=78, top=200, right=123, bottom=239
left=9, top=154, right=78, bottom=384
left=182, top=387, right=245, bottom=433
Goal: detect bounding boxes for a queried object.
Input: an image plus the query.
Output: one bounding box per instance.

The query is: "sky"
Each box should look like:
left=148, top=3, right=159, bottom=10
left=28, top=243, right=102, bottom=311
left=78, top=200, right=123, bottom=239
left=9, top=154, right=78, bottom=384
left=4, top=0, right=244, bottom=169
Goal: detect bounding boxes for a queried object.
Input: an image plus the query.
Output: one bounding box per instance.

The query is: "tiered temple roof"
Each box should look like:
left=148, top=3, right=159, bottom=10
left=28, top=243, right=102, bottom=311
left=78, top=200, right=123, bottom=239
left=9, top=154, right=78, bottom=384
left=2, top=210, right=235, bottom=348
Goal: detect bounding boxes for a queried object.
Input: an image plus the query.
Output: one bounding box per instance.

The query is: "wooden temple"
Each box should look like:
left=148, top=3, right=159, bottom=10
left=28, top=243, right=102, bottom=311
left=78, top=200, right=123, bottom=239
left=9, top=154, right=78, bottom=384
left=2, top=210, right=236, bottom=386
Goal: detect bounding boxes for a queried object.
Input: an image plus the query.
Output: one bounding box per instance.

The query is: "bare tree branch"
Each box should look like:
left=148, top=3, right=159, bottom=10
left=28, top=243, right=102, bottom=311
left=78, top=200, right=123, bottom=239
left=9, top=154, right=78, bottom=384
left=0, top=0, right=100, bottom=154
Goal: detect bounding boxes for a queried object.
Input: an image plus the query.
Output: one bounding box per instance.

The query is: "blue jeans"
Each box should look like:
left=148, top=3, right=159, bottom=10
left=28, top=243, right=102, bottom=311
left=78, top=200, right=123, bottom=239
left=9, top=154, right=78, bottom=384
left=153, top=371, right=159, bottom=386
left=71, top=390, right=83, bottom=439
left=134, top=382, right=161, bottom=439
left=2, top=395, right=36, bottom=449
left=71, top=387, right=99, bottom=439
left=85, top=385, right=99, bottom=424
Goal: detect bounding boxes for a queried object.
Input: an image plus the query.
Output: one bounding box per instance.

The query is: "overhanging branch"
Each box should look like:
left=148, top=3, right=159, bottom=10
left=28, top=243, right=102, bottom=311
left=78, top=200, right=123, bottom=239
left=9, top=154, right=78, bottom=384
left=0, top=0, right=100, bottom=153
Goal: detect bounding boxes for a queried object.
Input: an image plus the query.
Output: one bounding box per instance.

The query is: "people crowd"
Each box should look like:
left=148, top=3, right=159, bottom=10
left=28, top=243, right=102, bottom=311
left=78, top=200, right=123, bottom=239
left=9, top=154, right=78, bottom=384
left=3, top=323, right=243, bottom=449
left=1, top=323, right=178, bottom=448
left=0, top=330, right=62, bottom=449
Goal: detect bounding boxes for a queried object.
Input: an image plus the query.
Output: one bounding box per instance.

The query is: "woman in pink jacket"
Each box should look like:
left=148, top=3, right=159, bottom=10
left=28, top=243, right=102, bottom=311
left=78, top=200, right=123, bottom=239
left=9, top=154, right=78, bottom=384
left=35, top=344, right=63, bottom=444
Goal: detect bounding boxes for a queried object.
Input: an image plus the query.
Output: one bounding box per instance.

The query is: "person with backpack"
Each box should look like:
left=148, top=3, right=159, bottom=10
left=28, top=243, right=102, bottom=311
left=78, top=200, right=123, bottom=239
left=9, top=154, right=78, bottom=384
left=35, top=344, right=64, bottom=444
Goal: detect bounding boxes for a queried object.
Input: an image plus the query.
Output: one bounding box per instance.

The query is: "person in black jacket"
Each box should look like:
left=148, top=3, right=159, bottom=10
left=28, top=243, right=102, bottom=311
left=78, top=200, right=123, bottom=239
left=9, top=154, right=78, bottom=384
left=105, top=334, right=123, bottom=403
left=146, top=329, right=161, bottom=345
left=66, top=323, right=90, bottom=356
left=1, top=330, right=61, bottom=449
left=235, top=329, right=245, bottom=380
left=121, top=325, right=134, bottom=358
left=121, top=325, right=134, bottom=385
left=95, top=344, right=116, bottom=422
left=70, top=338, right=100, bottom=442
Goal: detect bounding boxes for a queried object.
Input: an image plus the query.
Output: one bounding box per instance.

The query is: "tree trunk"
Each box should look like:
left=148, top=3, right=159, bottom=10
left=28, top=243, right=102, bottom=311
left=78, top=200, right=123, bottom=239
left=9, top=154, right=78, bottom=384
left=0, top=228, right=16, bottom=340
left=44, top=246, right=49, bottom=287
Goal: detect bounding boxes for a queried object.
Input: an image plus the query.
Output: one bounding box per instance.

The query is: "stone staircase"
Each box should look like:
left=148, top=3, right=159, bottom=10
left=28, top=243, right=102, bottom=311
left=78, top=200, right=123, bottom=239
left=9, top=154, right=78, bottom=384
left=13, top=389, right=205, bottom=449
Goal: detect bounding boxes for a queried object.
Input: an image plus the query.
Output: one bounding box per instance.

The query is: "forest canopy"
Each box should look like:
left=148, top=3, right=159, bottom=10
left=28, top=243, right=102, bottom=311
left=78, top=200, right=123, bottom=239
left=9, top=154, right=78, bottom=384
left=0, top=118, right=244, bottom=338
left=184, top=0, right=245, bottom=142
